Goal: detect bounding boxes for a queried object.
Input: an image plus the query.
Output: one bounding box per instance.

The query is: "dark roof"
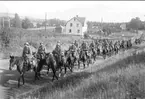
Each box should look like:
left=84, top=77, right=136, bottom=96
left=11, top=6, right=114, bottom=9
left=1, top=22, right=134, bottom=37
left=65, top=16, right=86, bottom=26
left=76, top=17, right=86, bottom=26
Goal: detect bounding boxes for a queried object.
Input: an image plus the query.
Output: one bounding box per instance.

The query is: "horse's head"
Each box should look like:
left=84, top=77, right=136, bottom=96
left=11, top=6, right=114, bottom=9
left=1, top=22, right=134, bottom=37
left=32, top=52, right=37, bottom=58
left=9, top=55, right=15, bottom=70
left=64, top=50, right=67, bottom=57
left=61, top=51, right=65, bottom=57
left=45, top=52, right=50, bottom=59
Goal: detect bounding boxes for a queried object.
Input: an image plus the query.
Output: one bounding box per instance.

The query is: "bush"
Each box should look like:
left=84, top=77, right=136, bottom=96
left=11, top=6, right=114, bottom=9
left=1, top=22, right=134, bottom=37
left=0, top=28, right=11, bottom=48
left=84, top=33, right=90, bottom=39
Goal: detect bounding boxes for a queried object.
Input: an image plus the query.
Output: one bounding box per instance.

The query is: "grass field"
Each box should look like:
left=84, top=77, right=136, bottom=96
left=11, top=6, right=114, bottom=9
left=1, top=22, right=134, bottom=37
left=0, top=28, right=84, bottom=59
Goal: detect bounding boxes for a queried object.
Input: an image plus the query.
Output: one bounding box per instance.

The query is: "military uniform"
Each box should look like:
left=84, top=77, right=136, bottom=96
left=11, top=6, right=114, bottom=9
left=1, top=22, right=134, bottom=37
left=69, top=44, right=76, bottom=52
left=74, top=40, right=78, bottom=48
left=38, top=43, right=46, bottom=59
left=69, top=43, right=77, bottom=57
left=22, top=43, right=31, bottom=66
left=90, top=41, right=95, bottom=53
left=81, top=41, right=88, bottom=57
left=54, top=42, right=62, bottom=56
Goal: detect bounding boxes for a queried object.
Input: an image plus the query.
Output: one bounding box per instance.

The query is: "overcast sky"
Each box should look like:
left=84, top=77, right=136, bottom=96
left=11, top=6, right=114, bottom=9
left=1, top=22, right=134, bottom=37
left=0, top=1, right=145, bottom=23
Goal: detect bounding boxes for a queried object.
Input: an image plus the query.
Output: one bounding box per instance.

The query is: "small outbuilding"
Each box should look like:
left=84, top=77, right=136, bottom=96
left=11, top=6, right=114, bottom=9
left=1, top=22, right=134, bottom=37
left=54, top=25, right=64, bottom=33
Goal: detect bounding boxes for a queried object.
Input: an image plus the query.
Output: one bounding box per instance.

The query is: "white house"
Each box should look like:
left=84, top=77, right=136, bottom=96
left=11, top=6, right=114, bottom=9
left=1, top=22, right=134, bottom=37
left=63, top=15, right=86, bottom=36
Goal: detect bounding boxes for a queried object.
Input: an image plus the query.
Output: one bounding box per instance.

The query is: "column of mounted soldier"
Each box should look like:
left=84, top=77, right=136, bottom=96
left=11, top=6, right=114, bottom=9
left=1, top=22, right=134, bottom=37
left=9, top=37, right=141, bottom=87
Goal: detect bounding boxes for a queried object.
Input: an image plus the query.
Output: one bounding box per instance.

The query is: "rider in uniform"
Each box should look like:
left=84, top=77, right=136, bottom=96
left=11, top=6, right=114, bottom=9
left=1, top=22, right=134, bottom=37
left=69, top=42, right=77, bottom=57
left=22, top=42, right=31, bottom=66
left=74, top=40, right=79, bottom=48
left=81, top=41, right=88, bottom=57
left=37, top=42, right=46, bottom=59
left=54, top=41, right=62, bottom=56
left=90, top=40, right=95, bottom=51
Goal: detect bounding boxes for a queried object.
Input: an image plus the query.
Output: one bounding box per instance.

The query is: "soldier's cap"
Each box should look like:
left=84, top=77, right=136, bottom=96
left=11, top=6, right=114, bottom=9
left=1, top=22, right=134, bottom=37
left=40, top=42, right=43, bottom=44
left=24, top=42, right=29, bottom=46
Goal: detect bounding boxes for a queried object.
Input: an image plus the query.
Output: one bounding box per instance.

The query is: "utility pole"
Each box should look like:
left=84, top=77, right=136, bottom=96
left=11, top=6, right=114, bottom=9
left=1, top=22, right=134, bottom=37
left=45, top=12, right=47, bottom=32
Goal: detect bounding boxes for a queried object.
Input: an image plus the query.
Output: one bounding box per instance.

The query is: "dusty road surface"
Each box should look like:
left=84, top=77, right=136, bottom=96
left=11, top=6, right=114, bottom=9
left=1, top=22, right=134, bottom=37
left=0, top=43, right=144, bottom=99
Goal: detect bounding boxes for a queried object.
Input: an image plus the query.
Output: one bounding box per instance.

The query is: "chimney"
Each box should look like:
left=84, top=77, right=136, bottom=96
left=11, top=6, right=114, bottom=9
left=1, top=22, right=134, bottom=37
left=76, top=15, right=78, bottom=17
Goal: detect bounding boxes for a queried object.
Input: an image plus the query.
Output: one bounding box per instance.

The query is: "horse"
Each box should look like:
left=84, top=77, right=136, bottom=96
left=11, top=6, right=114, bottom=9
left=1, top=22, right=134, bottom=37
left=78, top=50, right=88, bottom=69
left=32, top=52, right=47, bottom=78
left=52, top=50, right=67, bottom=77
left=64, top=50, right=76, bottom=72
left=9, top=55, right=39, bottom=87
left=90, top=48, right=97, bottom=63
left=45, top=53, right=58, bottom=81
left=102, top=46, right=107, bottom=59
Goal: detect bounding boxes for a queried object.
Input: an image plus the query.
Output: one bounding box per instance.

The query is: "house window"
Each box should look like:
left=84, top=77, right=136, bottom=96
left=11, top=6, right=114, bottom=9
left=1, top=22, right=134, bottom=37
left=69, top=29, right=72, bottom=33
left=70, top=23, right=73, bottom=27
left=77, top=24, right=79, bottom=27
left=77, top=29, right=80, bottom=33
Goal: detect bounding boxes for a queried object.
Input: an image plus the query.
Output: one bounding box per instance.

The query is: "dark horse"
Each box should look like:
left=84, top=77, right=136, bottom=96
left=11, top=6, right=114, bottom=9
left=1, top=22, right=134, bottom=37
left=78, top=50, right=88, bottom=69
left=9, top=55, right=39, bottom=87
left=32, top=52, right=48, bottom=78
left=90, top=48, right=97, bottom=63
left=52, top=50, right=67, bottom=77
left=64, top=50, right=77, bottom=72
left=45, top=52, right=68, bottom=80
left=45, top=53, right=59, bottom=81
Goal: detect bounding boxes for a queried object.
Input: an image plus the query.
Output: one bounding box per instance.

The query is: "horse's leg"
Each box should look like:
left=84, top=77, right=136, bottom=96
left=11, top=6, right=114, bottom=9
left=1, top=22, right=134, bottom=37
left=64, top=63, right=67, bottom=74
left=68, top=62, right=72, bottom=72
left=58, top=67, right=62, bottom=77
left=47, top=66, right=50, bottom=75
left=51, top=67, right=58, bottom=81
left=87, top=58, right=90, bottom=66
left=70, top=63, right=73, bottom=72
left=22, top=73, right=25, bottom=85
left=34, top=67, right=39, bottom=81
left=83, top=61, right=85, bottom=69
left=64, top=64, right=67, bottom=77
left=37, top=62, right=41, bottom=78
left=18, top=75, right=21, bottom=88
left=78, top=60, right=80, bottom=69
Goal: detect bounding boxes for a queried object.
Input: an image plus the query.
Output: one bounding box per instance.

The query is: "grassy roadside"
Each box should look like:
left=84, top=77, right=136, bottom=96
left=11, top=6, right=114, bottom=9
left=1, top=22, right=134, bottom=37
left=17, top=44, right=145, bottom=99
left=0, top=28, right=83, bottom=59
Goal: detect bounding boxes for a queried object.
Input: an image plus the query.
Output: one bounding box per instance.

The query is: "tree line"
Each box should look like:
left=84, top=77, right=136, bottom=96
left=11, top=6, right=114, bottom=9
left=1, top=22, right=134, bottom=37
left=87, top=17, right=145, bottom=35
left=9, top=13, right=66, bottom=29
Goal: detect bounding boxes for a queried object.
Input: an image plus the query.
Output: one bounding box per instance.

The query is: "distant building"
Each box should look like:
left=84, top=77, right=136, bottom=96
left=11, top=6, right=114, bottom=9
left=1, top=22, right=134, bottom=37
left=55, top=25, right=64, bottom=33
left=32, top=22, right=37, bottom=28
left=120, top=23, right=126, bottom=30
left=64, top=15, right=86, bottom=36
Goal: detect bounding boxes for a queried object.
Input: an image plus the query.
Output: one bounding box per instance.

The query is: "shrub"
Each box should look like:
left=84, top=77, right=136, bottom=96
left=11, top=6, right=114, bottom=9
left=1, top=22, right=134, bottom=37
left=84, top=33, right=90, bottom=39
left=0, top=28, right=11, bottom=48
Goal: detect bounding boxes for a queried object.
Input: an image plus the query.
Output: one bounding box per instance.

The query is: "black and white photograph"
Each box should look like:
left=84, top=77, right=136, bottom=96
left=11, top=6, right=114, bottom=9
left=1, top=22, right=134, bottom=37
left=0, top=1, right=145, bottom=99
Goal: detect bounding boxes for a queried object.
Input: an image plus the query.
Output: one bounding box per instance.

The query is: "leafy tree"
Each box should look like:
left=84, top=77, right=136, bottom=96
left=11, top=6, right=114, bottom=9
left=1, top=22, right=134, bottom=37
left=128, top=17, right=142, bottom=30
left=47, top=18, right=66, bottom=26
left=22, top=18, right=32, bottom=29
left=36, top=23, right=41, bottom=28
left=13, top=13, right=22, bottom=28
left=0, top=30, right=11, bottom=48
